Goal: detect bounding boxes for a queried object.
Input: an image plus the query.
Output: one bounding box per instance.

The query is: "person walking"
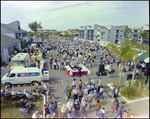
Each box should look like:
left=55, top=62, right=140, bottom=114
left=78, top=79, right=83, bottom=90
left=100, top=107, right=105, bottom=119
left=57, top=102, right=62, bottom=118
left=74, top=100, right=80, bottom=117
left=78, top=89, right=83, bottom=103
left=87, top=93, right=93, bottom=109
left=94, top=99, right=101, bottom=117
left=64, top=84, right=69, bottom=102
left=114, top=102, right=125, bottom=118
left=61, top=104, right=67, bottom=118
left=49, top=102, right=57, bottom=117
left=111, top=98, right=119, bottom=113
left=72, top=79, right=76, bottom=90
left=91, top=91, right=97, bottom=106
left=81, top=97, right=87, bottom=114
left=66, top=98, right=73, bottom=114
left=84, top=88, right=88, bottom=101
left=99, top=85, right=104, bottom=99
left=73, top=87, right=78, bottom=102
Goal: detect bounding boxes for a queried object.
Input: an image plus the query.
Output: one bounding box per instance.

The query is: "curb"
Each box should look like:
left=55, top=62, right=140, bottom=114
left=40, top=94, right=46, bottom=118
left=107, top=83, right=149, bottom=104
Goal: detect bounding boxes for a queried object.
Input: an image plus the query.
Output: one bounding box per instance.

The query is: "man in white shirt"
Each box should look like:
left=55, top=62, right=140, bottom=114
left=66, top=98, right=73, bottom=112
left=99, top=86, right=104, bottom=99
left=61, top=104, right=67, bottom=118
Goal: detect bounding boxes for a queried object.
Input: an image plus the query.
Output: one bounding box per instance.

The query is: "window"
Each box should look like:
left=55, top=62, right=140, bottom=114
left=91, top=30, right=94, bottom=33
left=87, top=30, right=90, bottom=33
left=120, top=35, right=122, bottom=37
left=19, top=33, right=21, bottom=37
left=18, top=26, right=20, bottom=30
left=120, top=30, right=122, bottom=32
left=9, top=73, right=16, bottom=77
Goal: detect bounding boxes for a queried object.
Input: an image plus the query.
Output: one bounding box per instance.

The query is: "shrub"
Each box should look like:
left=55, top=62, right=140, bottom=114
left=143, top=88, right=149, bottom=96
left=121, top=86, right=137, bottom=100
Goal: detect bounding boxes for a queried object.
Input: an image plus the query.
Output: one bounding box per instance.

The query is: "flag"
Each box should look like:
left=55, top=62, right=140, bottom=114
left=90, top=75, right=93, bottom=78
left=23, top=84, right=25, bottom=88
left=61, top=80, right=64, bottom=84
left=84, top=76, right=85, bottom=78
left=30, top=84, right=32, bottom=87
left=18, top=85, right=20, bottom=88
left=5, top=86, right=7, bottom=89
left=87, top=76, right=89, bottom=78
left=42, top=83, right=43, bottom=86
left=67, top=80, right=69, bottom=83
left=100, top=73, right=101, bottom=76
left=52, top=82, right=54, bottom=85
left=71, top=79, right=73, bottom=82
left=57, top=81, right=59, bottom=84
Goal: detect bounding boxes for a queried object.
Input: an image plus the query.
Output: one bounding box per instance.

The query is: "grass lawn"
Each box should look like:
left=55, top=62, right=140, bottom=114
left=1, top=95, right=43, bottom=118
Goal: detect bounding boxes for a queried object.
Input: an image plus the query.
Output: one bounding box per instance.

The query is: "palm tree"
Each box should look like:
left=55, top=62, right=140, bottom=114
left=105, top=39, right=138, bottom=87
left=28, top=31, right=34, bottom=42
left=100, top=31, right=105, bottom=40
left=39, top=32, right=45, bottom=42
left=28, top=21, right=42, bottom=45
left=139, top=30, right=149, bottom=44
left=124, top=26, right=133, bottom=40
left=95, top=35, right=100, bottom=42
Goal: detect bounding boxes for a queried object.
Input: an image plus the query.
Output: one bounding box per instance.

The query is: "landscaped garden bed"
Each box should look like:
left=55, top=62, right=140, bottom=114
left=1, top=95, right=43, bottom=118
left=108, top=79, right=149, bottom=101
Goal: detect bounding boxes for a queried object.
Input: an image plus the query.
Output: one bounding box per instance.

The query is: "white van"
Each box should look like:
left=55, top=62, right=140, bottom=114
left=30, top=44, right=36, bottom=49
left=10, top=53, right=31, bottom=70
left=1, top=67, right=49, bottom=87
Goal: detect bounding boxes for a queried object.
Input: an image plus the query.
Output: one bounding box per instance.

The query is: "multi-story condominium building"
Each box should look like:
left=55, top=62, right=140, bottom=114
left=1, top=21, right=30, bottom=43
left=110, top=25, right=127, bottom=44
left=38, top=29, right=57, bottom=34
left=79, top=24, right=109, bottom=42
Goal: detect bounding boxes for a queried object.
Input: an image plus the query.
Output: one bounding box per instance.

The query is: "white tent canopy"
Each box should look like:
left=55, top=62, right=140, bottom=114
left=144, top=57, right=149, bottom=63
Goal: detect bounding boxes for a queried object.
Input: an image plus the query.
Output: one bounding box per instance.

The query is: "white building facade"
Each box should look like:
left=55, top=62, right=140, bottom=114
left=1, top=21, right=30, bottom=43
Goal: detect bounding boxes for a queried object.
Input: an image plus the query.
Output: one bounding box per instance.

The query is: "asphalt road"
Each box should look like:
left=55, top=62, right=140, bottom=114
left=2, top=43, right=149, bottom=118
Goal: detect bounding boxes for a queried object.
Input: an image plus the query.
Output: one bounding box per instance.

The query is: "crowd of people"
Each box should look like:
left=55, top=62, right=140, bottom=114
left=1, top=38, right=149, bottom=118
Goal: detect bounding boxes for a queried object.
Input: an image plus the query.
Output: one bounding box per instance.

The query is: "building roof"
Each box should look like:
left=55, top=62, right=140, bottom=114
left=21, top=29, right=28, bottom=32
left=1, top=23, right=6, bottom=27
left=114, top=25, right=127, bottom=28
left=1, top=24, right=17, bottom=32
left=1, top=34, right=20, bottom=47
left=99, top=26, right=108, bottom=30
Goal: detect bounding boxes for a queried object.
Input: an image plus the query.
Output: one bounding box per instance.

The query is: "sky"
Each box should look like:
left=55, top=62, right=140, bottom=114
left=1, top=1, right=149, bottom=32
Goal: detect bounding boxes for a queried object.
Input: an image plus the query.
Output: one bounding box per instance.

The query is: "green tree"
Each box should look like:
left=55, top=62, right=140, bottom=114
left=105, top=39, right=138, bottom=87
left=100, top=31, right=105, bottom=40
left=124, top=26, right=133, bottom=39
left=39, top=32, right=45, bottom=42
left=28, top=31, right=34, bottom=39
left=95, top=35, right=100, bottom=42
left=139, top=30, right=149, bottom=44
left=28, top=21, right=42, bottom=45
